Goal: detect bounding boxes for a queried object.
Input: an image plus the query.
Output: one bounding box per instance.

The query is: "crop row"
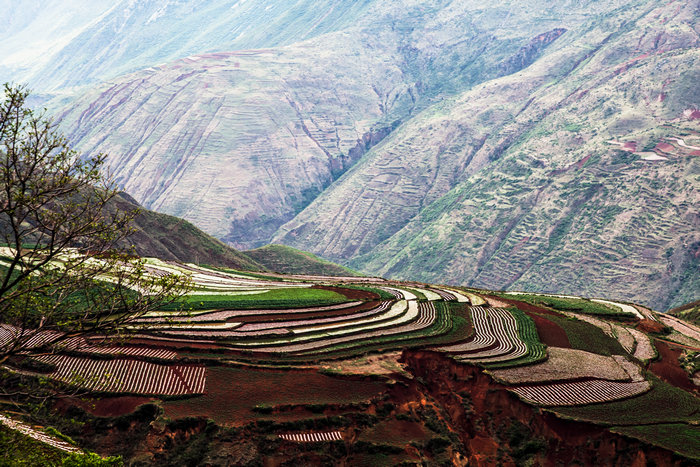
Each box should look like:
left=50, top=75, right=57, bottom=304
left=511, top=379, right=651, bottom=406
left=485, top=307, right=547, bottom=369
left=289, top=300, right=454, bottom=358
left=455, top=308, right=527, bottom=363
left=279, top=431, right=343, bottom=442
left=0, top=414, right=82, bottom=453
left=137, top=300, right=363, bottom=323
left=244, top=301, right=421, bottom=352
left=38, top=355, right=206, bottom=395
left=436, top=307, right=496, bottom=353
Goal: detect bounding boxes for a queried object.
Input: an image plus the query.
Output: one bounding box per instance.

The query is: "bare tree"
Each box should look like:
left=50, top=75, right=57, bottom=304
left=0, top=83, right=189, bottom=365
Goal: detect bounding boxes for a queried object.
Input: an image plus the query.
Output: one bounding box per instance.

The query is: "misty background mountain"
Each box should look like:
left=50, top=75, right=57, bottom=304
left=2, top=0, right=698, bottom=310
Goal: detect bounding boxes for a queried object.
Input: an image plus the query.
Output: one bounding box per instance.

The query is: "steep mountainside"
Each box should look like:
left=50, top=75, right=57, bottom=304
left=275, top=0, right=700, bottom=310
left=55, top=0, right=633, bottom=249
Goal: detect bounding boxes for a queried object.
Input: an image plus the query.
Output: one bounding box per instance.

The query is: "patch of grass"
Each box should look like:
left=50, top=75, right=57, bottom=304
left=0, top=424, right=64, bottom=466
left=157, top=288, right=348, bottom=311
left=610, top=424, right=700, bottom=460
left=498, top=293, right=629, bottom=317
left=552, top=375, right=700, bottom=425
left=540, top=313, right=626, bottom=356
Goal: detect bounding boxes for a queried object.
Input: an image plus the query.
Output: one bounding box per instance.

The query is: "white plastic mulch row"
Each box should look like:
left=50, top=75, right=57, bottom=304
left=591, top=299, right=644, bottom=319
left=457, top=308, right=527, bottom=363
left=0, top=414, right=82, bottom=453
left=441, top=288, right=471, bottom=303
left=257, top=301, right=435, bottom=354
left=511, top=379, right=650, bottom=406
left=279, top=431, right=343, bottom=442
left=137, top=301, right=363, bottom=323
left=411, top=287, right=443, bottom=301
left=0, top=324, right=177, bottom=359
left=378, top=286, right=417, bottom=301
left=151, top=302, right=394, bottom=339
left=38, top=355, right=206, bottom=395
left=430, top=288, right=456, bottom=301
left=236, top=301, right=393, bottom=332
left=234, top=300, right=415, bottom=349
left=436, top=307, right=495, bottom=352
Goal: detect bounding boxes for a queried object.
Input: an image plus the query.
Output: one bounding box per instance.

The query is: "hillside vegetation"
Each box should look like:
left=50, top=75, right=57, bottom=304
left=245, top=244, right=361, bottom=277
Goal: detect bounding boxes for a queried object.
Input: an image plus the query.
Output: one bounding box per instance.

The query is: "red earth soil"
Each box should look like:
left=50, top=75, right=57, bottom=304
left=649, top=340, right=697, bottom=392
left=312, top=284, right=380, bottom=301
left=655, top=142, right=675, bottom=152
left=524, top=312, right=571, bottom=348
left=56, top=396, right=154, bottom=417
left=638, top=319, right=666, bottom=334
left=162, top=366, right=386, bottom=425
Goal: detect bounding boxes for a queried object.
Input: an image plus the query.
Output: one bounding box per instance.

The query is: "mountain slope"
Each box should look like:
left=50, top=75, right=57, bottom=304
left=55, top=0, right=638, bottom=250
left=2, top=0, right=376, bottom=94
left=274, top=0, right=700, bottom=310
left=112, top=192, right=266, bottom=271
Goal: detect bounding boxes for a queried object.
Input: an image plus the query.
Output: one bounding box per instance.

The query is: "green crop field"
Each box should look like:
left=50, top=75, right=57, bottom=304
left=157, top=288, right=349, bottom=311
left=498, top=293, right=632, bottom=318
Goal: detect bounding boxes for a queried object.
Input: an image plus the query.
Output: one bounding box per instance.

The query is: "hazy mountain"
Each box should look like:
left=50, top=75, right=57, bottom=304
left=14, top=0, right=698, bottom=310
left=56, top=1, right=633, bottom=246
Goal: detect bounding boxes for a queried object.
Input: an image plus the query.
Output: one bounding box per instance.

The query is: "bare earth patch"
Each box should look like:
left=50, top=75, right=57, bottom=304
left=320, top=351, right=406, bottom=376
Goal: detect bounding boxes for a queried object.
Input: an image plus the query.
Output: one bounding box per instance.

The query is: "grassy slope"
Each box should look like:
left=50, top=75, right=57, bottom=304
left=244, top=244, right=361, bottom=277
left=113, top=193, right=266, bottom=272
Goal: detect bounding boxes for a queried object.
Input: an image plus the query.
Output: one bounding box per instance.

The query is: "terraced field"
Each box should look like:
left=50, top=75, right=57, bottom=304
left=3, top=257, right=699, bottom=461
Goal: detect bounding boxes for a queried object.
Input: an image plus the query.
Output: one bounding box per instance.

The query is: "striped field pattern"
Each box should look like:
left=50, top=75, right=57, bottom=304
left=511, top=379, right=651, bottom=406
left=279, top=431, right=343, bottom=442
left=38, top=355, right=206, bottom=395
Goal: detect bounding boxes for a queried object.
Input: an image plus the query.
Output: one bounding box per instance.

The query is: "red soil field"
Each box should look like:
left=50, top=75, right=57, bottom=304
left=312, top=285, right=380, bottom=301
left=655, top=142, right=674, bottom=152
left=525, top=312, right=571, bottom=348
left=649, top=340, right=696, bottom=392
left=57, top=396, right=154, bottom=417
left=637, top=319, right=666, bottom=334
left=163, top=366, right=387, bottom=425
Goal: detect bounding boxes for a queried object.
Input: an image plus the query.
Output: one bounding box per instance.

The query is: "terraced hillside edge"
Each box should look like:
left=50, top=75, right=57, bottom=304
left=2, top=252, right=699, bottom=464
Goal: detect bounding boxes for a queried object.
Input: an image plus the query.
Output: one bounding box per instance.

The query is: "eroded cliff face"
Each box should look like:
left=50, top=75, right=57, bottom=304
left=59, top=352, right=691, bottom=466
left=401, top=351, right=685, bottom=466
